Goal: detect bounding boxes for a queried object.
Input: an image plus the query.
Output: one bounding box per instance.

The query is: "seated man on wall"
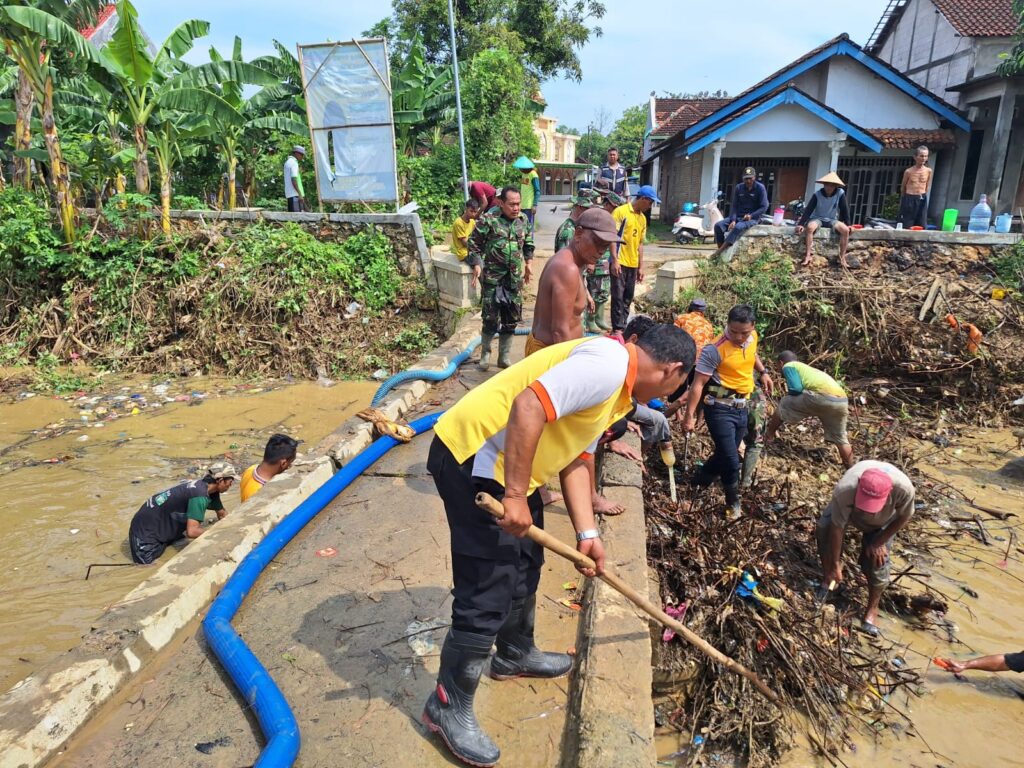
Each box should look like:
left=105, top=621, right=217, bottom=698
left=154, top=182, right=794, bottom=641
left=240, top=433, right=300, bottom=502
left=128, top=463, right=237, bottom=565
left=796, top=172, right=855, bottom=269
left=452, top=198, right=483, bottom=286
left=712, top=167, right=768, bottom=258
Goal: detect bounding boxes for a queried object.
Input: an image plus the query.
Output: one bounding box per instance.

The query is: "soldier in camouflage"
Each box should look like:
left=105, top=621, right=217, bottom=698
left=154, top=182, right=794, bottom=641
left=740, top=384, right=768, bottom=488
left=465, top=186, right=535, bottom=370
left=582, top=189, right=625, bottom=332
left=553, top=189, right=600, bottom=251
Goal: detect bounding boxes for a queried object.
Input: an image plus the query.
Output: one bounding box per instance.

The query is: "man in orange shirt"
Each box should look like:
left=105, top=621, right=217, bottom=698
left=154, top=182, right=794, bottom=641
left=240, top=433, right=299, bottom=502
left=674, top=298, right=714, bottom=357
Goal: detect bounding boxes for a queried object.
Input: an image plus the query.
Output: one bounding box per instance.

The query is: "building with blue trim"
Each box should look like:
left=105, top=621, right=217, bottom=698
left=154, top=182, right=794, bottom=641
left=640, top=33, right=972, bottom=224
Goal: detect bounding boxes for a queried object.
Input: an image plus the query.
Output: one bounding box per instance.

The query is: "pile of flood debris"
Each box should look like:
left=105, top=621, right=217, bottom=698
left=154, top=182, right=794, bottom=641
left=643, top=413, right=1022, bottom=767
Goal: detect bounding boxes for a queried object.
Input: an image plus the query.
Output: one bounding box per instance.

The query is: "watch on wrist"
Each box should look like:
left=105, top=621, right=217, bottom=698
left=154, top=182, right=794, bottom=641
left=576, top=528, right=600, bottom=542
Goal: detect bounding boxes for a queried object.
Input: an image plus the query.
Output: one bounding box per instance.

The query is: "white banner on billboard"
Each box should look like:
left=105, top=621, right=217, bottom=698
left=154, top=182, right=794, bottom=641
left=297, top=39, right=398, bottom=205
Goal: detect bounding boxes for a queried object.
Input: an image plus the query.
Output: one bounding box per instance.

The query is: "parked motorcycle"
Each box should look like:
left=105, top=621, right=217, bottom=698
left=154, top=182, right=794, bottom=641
left=672, top=197, right=724, bottom=244
left=758, top=198, right=806, bottom=226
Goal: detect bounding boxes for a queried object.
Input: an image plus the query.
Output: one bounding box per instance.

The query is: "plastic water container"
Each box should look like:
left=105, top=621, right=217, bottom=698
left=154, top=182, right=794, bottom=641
left=772, top=206, right=785, bottom=225
left=995, top=213, right=1013, bottom=233
left=941, top=208, right=958, bottom=231
left=968, top=195, right=992, bottom=233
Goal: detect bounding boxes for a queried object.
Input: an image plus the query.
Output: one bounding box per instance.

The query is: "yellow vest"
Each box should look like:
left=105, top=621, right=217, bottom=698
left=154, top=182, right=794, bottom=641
left=712, top=330, right=758, bottom=395
left=434, top=338, right=638, bottom=492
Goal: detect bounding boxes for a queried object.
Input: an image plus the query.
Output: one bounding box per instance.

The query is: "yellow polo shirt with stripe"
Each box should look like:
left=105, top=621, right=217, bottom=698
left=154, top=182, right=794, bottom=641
left=696, top=330, right=759, bottom=395
left=434, top=337, right=638, bottom=493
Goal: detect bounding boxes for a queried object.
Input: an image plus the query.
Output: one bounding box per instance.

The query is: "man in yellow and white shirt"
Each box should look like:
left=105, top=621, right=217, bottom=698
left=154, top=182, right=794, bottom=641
left=422, top=324, right=696, bottom=767
left=239, top=433, right=299, bottom=502
left=611, top=185, right=658, bottom=333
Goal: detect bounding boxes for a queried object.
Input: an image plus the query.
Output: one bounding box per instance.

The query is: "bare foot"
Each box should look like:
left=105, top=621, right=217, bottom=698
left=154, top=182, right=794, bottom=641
left=593, top=494, right=625, bottom=516
left=800, top=256, right=812, bottom=267
left=540, top=487, right=563, bottom=506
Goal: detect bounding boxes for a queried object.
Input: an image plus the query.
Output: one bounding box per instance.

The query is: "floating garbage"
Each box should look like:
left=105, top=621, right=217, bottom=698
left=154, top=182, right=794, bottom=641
left=372, top=368, right=390, bottom=381
left=405, top=618, right=449, bottom=657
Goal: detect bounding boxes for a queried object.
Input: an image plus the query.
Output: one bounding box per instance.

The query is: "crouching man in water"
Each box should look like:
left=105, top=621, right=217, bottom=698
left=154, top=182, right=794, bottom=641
left=423, top=324, right=696, bottom=766
left=128, top=462, right=237, bottom=565
left=818, top=461, right=915, bottom=636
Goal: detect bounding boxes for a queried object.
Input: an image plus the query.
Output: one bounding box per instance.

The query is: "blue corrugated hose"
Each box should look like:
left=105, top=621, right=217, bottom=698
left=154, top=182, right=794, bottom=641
left=202, top=411, right=444, bottom=767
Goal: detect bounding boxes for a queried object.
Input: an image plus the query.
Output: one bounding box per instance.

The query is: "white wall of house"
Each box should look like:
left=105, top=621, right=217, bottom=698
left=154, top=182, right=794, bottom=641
left=824, top=56, right=941, bottom=127
left=725, top=105, right=841, bottom=143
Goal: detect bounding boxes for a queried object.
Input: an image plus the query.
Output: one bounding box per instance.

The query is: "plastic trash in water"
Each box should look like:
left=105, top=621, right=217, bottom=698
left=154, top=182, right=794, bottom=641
left=372, top=368, right=389, bottom=381
left=344, top=301, right=362, bottom=319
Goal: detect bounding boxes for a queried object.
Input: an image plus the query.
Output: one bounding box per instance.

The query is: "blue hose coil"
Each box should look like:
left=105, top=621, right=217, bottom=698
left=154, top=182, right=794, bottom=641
left=370, top=328, right=531, bottom=407
left=202, top=411, right=444, bottom=767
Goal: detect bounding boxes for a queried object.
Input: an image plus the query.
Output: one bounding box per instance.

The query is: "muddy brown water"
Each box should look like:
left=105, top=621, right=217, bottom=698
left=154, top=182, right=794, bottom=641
left=0, top=375, right=377, bottom=693
left=656, top=429, right=1024, bottom=767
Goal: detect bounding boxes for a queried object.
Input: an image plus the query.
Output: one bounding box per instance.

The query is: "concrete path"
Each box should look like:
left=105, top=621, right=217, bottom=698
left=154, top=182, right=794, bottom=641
left=52, top=211, right=596, bottom=768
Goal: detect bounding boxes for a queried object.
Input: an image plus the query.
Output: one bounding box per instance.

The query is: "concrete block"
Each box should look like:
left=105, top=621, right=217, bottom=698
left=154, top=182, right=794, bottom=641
left=431, top=248, right=480, bottom=310
left=653, top=259, right=701, bottom=304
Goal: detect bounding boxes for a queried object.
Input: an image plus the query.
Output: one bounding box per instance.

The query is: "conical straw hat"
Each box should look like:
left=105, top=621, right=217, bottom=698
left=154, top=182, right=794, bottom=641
left=815, top=171, right=845, bottom=187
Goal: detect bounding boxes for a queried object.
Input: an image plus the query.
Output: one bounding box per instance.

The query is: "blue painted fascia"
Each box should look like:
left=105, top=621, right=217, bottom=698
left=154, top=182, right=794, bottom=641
left=684, top=42, right=843, bottom=139
left=837, top=41, right=970, bottom=132
left=679, top=88, right=884, bottom=156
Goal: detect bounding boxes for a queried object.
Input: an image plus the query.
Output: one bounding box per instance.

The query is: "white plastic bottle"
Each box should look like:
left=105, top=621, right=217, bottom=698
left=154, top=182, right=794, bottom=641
left=968, top=194, right=992, bottom=233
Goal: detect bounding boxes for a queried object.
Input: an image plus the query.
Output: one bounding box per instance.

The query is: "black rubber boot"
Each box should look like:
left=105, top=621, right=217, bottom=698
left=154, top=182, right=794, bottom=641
left=422, top=630, right=500, bottom=767
left=724, top=483, right=743, bottom=521
left=490, top=595, right=573, bottom=680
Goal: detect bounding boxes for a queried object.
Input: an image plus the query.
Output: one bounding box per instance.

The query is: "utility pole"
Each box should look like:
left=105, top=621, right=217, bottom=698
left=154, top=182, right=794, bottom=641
left=448, top=0, right=469, bottom=199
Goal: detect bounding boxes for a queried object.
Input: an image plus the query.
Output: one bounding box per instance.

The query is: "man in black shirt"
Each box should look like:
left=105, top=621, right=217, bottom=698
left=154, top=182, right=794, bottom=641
left=129, top=462, right=237, bottom=564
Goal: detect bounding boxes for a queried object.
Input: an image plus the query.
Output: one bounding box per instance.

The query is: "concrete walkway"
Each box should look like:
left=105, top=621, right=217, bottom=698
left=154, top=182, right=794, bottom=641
left=51, top=208, right=641, bottom=768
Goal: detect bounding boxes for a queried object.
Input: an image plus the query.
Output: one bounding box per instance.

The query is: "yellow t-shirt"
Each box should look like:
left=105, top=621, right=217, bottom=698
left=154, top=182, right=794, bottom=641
left=434, top=337, right=638, bottom=493
left=239, top=464, right=267, bottom=502
left=452, top=216, right=475, bottom=260
left=612, top=203, right=646, bottom=268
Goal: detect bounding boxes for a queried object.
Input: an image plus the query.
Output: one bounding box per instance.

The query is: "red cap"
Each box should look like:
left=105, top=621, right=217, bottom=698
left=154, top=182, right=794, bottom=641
left=855, top=468, right=893, bottom=514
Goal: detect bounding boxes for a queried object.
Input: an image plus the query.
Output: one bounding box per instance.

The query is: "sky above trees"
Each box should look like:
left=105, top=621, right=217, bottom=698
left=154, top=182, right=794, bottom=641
left=133, top=0, right=889, bottom=130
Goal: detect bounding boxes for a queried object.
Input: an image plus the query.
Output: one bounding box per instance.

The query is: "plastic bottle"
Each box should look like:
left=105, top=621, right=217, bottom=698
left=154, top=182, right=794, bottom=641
left=772, top=206, right=784, bottom=225
left=967, top=194, right=992, bottom=233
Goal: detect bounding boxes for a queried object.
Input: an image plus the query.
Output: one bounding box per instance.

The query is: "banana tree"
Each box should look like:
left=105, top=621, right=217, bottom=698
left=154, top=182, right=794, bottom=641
left=162, top=37, right=307, bottom=210
left=392, top=35, right=454, bottom=156
left=0, top=1, right=106, bottom=241
left=150, top=110, right=212, bottom=233
left=58, top=83, right=134, bottom=203
left=97, top=0, right=275, bottom=196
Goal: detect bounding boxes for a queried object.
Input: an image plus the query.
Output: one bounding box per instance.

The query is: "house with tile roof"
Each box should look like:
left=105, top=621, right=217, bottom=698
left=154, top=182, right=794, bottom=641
left=867, top=0, right=1023, bottom=216
left=639, top=33, right=971, bottom=224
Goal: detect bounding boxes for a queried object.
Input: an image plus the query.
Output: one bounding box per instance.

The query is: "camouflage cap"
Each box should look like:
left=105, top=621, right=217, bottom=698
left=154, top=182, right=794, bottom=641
left=571, top=188, right=601, bottom=208
left=206, top=461, right=238, bottom=480
left=602, top=189, right=627, bottom=207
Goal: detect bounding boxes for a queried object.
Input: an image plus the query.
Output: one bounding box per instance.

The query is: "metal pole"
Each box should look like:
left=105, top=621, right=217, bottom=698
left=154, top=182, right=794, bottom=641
left=448, top=0, right=469, bottom=199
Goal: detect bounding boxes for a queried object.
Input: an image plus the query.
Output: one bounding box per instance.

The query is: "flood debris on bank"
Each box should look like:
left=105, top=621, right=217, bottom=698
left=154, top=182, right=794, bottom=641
left=644, top=242, right=1024, bottom=766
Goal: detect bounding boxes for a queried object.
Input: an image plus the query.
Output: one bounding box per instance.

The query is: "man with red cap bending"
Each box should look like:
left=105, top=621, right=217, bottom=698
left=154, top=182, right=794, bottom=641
left=817, top=460, right=916, bottom=636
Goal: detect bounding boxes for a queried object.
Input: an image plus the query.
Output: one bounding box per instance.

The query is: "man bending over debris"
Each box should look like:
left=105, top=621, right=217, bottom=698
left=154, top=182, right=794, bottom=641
left=240, top=433, right=299, bottom=502
left=129, top=462, right=237, bottom=565
left=817, top=461, right=915, bottom=636
left=424, top=324, right=695, bottom=766
left=766, top=351, right=854, bottom=469
left=682, top=304, right=774, bottom=520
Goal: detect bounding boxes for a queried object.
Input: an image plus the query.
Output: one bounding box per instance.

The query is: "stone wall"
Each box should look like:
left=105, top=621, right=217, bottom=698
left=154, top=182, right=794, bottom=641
left=166, top=209, right=432, bottom=277
left=727, top=225, right=1020, bottom=267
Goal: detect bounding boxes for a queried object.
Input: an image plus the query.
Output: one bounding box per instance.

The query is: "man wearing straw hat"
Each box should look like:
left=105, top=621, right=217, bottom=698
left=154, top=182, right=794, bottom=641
left=796, top=171, right=854, bottom=269
left=283, top=145, right=307, bottom=212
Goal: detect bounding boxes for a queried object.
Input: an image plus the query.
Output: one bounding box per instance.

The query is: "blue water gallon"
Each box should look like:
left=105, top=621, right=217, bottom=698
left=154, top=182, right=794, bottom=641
left=995, top=213, right=1012, bottom=233
left=967, top=194, right=992, bottom=233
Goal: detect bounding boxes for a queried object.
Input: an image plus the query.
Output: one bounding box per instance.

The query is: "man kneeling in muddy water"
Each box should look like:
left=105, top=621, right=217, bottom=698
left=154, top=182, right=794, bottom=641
left=817, top=460, right=915, bottom=636
left=128, top=462, right=237, bottom=565
left=424, top=323, right=695, bottom=766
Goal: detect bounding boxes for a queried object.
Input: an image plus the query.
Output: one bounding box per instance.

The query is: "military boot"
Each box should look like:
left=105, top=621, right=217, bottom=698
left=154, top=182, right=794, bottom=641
left=740, top=444, right=762, bottom=489
left=496, top=334, right=514, bottom=369
left=584, top=309, right=601, bottom=334
left=724, top=483, right=744, bottom=521
left=490, top=595, right=573, bottom=680
left=477, top=333, right=494, bottom=371
left=594, top=300, right=611, bottom=331
left=422, top=630, right=500, bottom=767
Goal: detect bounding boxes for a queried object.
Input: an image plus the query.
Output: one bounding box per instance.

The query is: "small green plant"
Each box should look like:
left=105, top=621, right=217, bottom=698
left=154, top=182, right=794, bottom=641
left=102, top=193, right=157, bottom=233
left=881, top=193, right=901, bottom=220
left=172, top=194, right=206, bottom=210
left=390, top=322, right=438, bottom=355
left=992, top=241, right=1024, bottom=290
left=694, top=248, right=799, bottom=333
left=32, top=352, right=96, bottom=394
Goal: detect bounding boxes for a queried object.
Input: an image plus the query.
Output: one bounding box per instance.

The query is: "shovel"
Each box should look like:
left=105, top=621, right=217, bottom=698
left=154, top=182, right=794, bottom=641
left=475, top=492, right=781, bottom=706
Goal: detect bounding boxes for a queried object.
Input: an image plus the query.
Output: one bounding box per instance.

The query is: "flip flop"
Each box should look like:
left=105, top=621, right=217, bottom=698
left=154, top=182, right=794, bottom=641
left=857, top=620, right=881, bottom=638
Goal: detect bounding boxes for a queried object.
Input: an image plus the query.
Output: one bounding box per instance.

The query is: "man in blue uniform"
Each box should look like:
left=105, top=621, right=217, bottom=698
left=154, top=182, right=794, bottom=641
left=713, top=167, right=768, bottom=258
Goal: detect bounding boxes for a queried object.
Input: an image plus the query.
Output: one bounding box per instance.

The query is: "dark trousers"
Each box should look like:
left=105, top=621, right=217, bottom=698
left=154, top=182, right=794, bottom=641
left=610, top=265, right=638, bottom=331
left=286, top=196, right=303, bottom=212
left=714, top=217, right=758, bottom=246
left=899, top=194, right=927, bottom=228
left=696, top=402, right=748, bottom=490
left=427, top=436, right=545, bottom=636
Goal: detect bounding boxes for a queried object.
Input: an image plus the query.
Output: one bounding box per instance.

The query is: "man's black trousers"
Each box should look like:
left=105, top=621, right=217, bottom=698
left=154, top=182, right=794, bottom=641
left=427, top=436, right=545, bottom=636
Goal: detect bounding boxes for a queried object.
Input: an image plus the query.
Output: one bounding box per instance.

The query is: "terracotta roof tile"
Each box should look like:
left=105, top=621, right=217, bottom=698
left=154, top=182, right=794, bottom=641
left=653, top=99, right=733, bottom=136
left=931, top=0, right=1017, bottom=37
left=654, top=98, right=688, bottom=124
left=79, top=4, right=116, bottom=40
left=867, top=128, right=958, bottom=149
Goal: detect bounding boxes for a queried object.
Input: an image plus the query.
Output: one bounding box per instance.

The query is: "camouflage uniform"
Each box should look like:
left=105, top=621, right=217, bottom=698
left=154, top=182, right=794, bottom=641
left=554, top=217, right=577, bottom=252
left=467, top=209, right=535, bottom=336
left=741, top=386, right=768, bottom=488
left=586, top=189, right=626, bottom=318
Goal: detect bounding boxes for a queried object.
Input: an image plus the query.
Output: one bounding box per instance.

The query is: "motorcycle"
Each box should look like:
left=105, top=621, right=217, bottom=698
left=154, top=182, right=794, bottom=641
left=758, top=198, right=806, bottom=226
left=672, top=197, right=724, bottom=244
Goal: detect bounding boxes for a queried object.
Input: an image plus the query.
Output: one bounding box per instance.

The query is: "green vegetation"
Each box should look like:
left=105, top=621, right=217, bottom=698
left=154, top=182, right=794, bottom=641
left=992, top=241, right=1024, bottom=291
